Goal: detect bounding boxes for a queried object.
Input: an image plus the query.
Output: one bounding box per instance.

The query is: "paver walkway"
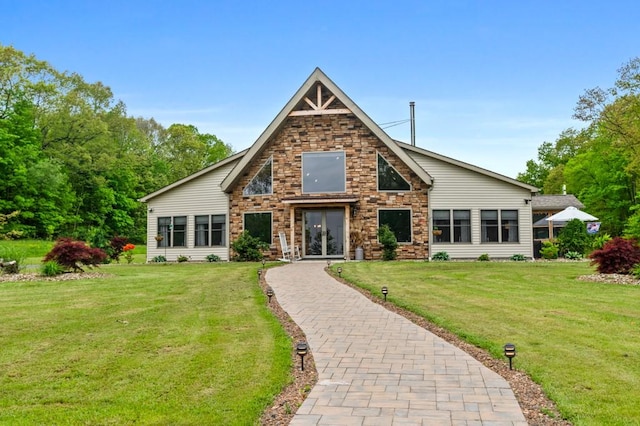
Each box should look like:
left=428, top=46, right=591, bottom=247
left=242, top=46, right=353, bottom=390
left=265, top=262, right=527, bottom=426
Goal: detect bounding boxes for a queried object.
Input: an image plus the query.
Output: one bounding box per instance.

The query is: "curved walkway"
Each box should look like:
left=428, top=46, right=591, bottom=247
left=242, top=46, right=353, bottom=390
left=266, top=262, right=527, bottom=426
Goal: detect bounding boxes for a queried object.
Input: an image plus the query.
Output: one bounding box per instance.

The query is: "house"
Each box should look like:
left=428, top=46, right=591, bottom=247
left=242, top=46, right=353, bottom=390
left=531, top=194, right=584, bottom=240
left=140, top=68, right=538, bottom=262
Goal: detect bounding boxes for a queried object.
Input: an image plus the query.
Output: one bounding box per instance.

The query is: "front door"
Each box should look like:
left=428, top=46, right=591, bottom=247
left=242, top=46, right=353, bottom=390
left=303, top=209, right=344, bottom=258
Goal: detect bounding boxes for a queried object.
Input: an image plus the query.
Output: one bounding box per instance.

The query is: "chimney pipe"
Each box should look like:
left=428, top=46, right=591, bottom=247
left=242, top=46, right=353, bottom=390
left=410, top=101, right=415, bottom=146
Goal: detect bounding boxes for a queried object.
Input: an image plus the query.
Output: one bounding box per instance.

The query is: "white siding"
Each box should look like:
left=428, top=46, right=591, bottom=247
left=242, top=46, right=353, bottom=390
left=408, top=151, right=534, bottom=259
left=144, top=160, right=237, bottom=262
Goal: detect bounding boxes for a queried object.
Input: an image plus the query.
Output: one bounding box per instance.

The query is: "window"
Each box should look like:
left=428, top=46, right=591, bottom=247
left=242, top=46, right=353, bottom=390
left=195, top=215, right=209, bottom=246
left=244, top=157, right=272, bottom=196
left=482, top=210, right=519, bottom=243
left=433, top=210, right=451, bottom=243
left=501, top=210, right=519, bottom=242
left=302, top=151, right=345, bottom=193
left=453, top=210, right=471, bottom=243
left=244, top=212, right=272, bottom=244
left=172, top=216, right=186, bottom=247
left=481, top=210, right=499, bottom=242
left=157, top=216, right=186, bottom=247
left=433, top=210, right=471, bottom=243
left=194, top=214, right=227, bottom=247
left=212, top=215, right=225, bottom=246
left=378, top=209, right=412, bottom=243
left=378, top=153, right=410, bottom=191
left=158, top=217, right=172, bottom=247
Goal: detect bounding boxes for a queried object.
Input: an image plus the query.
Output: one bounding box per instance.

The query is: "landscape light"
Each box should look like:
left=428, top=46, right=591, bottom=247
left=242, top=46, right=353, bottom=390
left=266, top=286, right=274, bottom=303
left=327, top=260, right=331, bottom=267
left=296, top=341, right=308, bottom=371
left=337, top=266, right=342, bottom=277
left=381, top=286, right=388, bottom=302
left=258, top=269, right=262, bottom=278
left=262, top=259, right=266, bottom=268
left=504, top=343, right=516, bottom=370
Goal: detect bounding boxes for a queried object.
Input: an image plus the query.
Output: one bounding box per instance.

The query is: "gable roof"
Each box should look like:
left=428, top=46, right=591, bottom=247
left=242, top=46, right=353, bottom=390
left=220, top=67, right=433, bottom=193
left=531, top=194, right=584, bottom=210
left=139, top=150, right=246, bottom=202
left=398, top=142, right=539, bottom=193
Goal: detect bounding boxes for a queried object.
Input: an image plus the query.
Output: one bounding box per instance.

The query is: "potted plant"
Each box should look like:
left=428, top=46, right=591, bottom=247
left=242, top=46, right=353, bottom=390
left=350, top=228, right=365, bottom=260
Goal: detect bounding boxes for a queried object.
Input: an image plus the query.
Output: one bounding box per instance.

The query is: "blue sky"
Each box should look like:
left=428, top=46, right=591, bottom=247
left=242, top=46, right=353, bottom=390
left=2, top=1, right=639, bottom=178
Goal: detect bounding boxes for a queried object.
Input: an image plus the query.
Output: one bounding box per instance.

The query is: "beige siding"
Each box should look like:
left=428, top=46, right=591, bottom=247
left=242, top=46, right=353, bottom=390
left=408, top=151, right=534, bottom=259
left=144, top=160, right=237, bottom=262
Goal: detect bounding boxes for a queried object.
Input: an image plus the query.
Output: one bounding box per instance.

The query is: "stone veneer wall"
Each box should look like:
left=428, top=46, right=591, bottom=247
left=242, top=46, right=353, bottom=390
left=228, top=113, right=430, bottom=260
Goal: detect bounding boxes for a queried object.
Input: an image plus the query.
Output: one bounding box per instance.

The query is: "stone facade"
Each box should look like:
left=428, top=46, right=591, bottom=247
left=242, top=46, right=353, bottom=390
left=228, top=112, right=430, bottom=260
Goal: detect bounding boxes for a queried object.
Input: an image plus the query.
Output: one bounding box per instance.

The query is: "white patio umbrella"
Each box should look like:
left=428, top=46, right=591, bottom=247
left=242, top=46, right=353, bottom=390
left=545, top=206, right=598, bottom=222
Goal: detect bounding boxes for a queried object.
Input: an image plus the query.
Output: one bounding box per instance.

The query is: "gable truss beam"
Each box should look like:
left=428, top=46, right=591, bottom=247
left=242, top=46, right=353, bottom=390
left=292, top=83, right=351, bottom=116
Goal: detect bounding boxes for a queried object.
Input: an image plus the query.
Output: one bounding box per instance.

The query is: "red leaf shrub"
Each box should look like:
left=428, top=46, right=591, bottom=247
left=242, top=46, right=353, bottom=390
left=44, top=238, right=108, bottom=272
left=589, top=237, right=640, bottom=274
left=109, top=236, right=129, bottom=262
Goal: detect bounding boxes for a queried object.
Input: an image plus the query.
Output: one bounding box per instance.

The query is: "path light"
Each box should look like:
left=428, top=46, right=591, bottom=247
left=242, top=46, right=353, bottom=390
left=262, top=259, right=266, bottom=268
left=327, top=260, right=331, bottom=267
left=266, top=286, right=274, bottom=304
left=504, top=343, right=516, bottom=370
left=258, top=269, right=262, bottom=279
left=337, top=266, right=342, bottom=277
left=381, top=286, right=388, bottom=302
left=296, top=341, right=308, bottom=371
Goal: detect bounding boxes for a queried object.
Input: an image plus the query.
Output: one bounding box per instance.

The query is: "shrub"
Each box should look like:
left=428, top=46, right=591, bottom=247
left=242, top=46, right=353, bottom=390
left=477, top=253, right=490, bottom=261
left=558, top=219, right=590, bottom=256
left=510, top=254, right=526, bottom=261
left=152, top=255, right=167, bottom=263
left=633, top=263, right=640, bottom=279
left=123, top=243, right=135, bottom=264
left=108, top=236, right=129, bottom=262
left=41, top=260, right=64, bottom=277
left=564, top=251, right=583, bottom=260
left=540, top=241, right=559, bottom=259
left=432, top=251, right=450, bottom=261
left=589, top=237, right=640, bottom=274
left=206, top=254, right=221, bottom=262
left=231, top=231, right=269, bottom=262
left=377, top=225, right=398, bottom=261
left=0, top=246, right=26, bottom=274
left=592, top=233, right=612, bottom=251
left=43, top=238, right=107, bottom=272
left=177, top=254, right=189, bottom=263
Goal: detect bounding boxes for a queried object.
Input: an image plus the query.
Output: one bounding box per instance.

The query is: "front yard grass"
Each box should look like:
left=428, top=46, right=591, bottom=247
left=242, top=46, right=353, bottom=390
left=0, top=263, right=291, bottom=424
left=339, top=261, right=640, bottom=425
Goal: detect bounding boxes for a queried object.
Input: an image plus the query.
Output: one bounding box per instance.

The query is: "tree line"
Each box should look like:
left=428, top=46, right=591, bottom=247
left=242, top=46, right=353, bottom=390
left=0, top=44, right=233, bottom=244
left=517, top=57, right=640, bottom=237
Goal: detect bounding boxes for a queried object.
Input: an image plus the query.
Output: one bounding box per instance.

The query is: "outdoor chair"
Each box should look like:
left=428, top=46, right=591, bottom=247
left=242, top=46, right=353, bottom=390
left=278, top=232, right=301, bottom=262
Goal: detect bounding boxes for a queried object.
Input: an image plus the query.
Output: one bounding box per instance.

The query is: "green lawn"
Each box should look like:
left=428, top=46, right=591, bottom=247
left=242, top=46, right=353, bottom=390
left=337, top=261, right=640, bottom=425
left=0, top=262, right=292, bottom=424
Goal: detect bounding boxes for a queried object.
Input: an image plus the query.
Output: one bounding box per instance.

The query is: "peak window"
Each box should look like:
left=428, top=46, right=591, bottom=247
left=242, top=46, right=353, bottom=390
left=378, top=153, right=410, bottom=191
left=243, top=157, right=272, bottom=196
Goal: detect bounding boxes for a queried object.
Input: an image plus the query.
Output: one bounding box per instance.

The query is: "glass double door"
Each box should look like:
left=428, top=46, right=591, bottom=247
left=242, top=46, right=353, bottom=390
left=303, top=209, right=344, bottom=258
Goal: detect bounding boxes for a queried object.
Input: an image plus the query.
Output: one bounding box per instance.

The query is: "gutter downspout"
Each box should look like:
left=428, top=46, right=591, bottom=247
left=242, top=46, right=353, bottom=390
left=427, top=184, right=433, bottom=261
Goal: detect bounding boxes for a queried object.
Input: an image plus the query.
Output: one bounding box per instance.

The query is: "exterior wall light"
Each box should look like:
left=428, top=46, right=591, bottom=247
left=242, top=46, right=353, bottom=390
left=504, top=343, right=516, bottom=370
left=296, top=341, right=308, bottom=371
left=337, top=266, right=342, bottom=277
left=266, top=286, right=274, bottom=304
left=381, top=286, right=388, bottom=302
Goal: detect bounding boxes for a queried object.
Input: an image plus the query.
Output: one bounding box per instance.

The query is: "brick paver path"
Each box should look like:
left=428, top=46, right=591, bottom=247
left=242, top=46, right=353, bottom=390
left=266, top=262, right=527, bottom=425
